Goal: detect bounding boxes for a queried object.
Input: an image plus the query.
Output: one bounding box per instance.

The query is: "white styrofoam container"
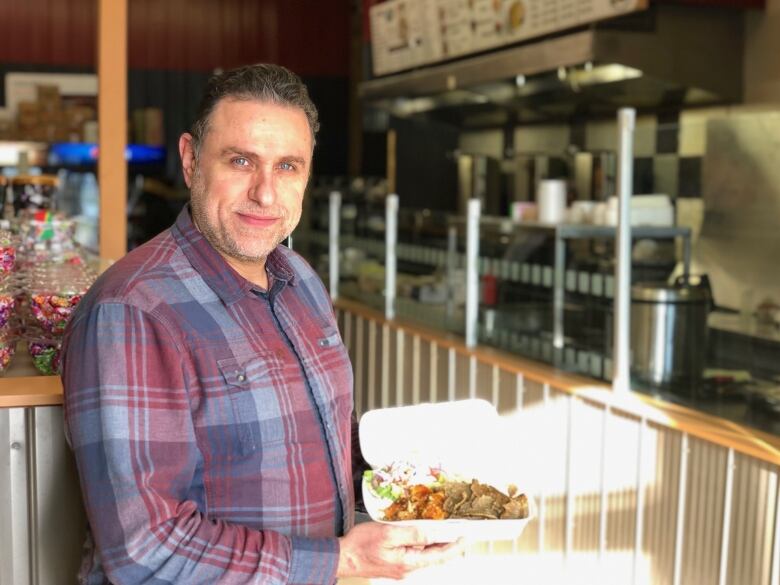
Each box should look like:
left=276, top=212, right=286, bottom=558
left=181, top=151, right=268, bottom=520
left=359, top=399, right=535, bottom=542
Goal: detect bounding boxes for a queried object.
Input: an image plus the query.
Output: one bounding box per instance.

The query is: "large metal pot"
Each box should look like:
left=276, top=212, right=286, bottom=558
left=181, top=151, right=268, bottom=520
left=630, top=278, right=712, bottom=393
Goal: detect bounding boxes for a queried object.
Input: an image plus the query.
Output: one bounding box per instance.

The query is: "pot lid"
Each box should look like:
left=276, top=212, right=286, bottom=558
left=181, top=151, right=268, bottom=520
left=632, top=282, right=711, bottom=303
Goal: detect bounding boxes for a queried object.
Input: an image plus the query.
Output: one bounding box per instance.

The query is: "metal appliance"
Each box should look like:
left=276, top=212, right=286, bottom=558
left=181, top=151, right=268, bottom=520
left=630, top=278, right=712, bottom=393
left=359, top=6, right=744, bottom=121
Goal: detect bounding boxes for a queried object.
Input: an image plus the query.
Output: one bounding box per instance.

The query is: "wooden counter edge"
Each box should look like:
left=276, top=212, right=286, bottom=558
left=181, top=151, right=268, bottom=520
left=0, top=375, right=63, bottom=408
left=336, top=297, right=780, bottom=466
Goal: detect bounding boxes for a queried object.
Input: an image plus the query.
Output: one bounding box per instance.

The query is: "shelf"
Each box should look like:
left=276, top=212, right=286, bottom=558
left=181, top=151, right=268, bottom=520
left=451, top=216, right=692, bottom=240
left=0, top=341, right=62, bottom=408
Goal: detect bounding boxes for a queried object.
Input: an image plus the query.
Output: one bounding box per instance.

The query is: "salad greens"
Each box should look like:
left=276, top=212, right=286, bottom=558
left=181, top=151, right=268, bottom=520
left=363, top=461, right=449, bottom=502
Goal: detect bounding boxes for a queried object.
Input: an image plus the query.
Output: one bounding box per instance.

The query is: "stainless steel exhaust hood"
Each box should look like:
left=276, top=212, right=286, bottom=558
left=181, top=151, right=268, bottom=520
left=359, top=5, right=744, bottom=124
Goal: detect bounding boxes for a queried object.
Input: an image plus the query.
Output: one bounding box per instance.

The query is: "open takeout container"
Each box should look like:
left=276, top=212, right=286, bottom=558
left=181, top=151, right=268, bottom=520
left=359, top=399, right=535, bottom=542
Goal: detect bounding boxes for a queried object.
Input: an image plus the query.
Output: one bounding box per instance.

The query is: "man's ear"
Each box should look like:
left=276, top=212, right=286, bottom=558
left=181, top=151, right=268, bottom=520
left=179, top=133, right=196, bottom=188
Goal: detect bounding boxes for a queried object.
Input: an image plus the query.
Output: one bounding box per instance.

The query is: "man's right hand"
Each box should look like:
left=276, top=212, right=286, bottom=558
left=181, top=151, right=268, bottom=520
left=336, top=521, right=465, bottom=580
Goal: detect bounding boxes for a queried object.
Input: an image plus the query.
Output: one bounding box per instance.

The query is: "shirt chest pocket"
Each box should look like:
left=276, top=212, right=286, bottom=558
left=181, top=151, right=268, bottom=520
left=213, top=353, right=286, bottom=458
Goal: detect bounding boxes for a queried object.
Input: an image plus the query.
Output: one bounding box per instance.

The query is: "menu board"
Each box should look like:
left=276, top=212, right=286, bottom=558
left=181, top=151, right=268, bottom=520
left=370, top=0, right=649, bottom=76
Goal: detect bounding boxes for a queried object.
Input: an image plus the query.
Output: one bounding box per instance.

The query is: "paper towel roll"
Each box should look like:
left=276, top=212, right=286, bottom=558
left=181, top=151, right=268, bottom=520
left=537, top=179, right=567, bottom=224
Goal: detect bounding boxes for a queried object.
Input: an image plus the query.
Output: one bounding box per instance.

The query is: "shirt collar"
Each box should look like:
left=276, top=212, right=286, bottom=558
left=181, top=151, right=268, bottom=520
left=171, top=205, right=296, bottom=306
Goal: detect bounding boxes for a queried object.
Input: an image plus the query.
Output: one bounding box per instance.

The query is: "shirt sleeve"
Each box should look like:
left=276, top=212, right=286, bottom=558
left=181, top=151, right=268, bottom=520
left=62, top=301, right=339, bottom=585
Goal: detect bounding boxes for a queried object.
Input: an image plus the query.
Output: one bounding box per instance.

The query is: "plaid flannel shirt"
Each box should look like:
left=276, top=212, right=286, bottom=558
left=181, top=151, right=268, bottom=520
left=63, top=207, right=354, bottom=584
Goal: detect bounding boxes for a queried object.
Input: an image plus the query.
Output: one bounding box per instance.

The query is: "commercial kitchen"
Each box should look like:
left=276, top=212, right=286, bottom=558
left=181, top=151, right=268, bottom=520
left=1, top=1, right=779, bottom=584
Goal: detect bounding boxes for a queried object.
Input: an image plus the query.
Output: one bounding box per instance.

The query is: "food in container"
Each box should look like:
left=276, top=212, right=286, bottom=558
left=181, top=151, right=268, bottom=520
left=0, top=281, right=16, bottom=329
left=359, top=399, right=534, bottom=542
left=0, top=229, right=18, bottom=273
left=363, top=461, right=449, bottom=502
left=30, top=289, right=86, bottom=334
left=26, top=263, right=95, bottom=334
left=364, top=462, right=529, bottom=522
left=0, top=332, right=15, bottom=373
left=28, top=337, right=62, bottom=375
left=11, top=175, right=58, bottom=216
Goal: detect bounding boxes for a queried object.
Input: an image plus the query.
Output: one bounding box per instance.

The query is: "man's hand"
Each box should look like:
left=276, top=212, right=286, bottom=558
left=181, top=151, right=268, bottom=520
left=336, top=521, right=465, bottom=580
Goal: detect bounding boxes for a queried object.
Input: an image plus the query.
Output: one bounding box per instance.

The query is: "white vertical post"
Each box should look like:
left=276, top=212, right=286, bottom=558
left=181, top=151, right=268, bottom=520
left=553, top=233, right=566, bottom=349
left=465, top=198, right=481, bottom=348
left=613, top=108, right=635, bottom=394
left=385, top=193, right=399, bottom=320
left=328, top=191, right=341, bottom=301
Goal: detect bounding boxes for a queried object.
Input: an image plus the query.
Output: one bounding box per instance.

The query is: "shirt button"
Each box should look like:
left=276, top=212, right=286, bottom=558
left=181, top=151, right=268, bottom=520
left=237, top=373, right=246, bottom=382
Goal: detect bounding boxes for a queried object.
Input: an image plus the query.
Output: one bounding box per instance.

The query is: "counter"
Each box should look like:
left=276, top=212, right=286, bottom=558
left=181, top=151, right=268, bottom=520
left=0, top=341, right=63, bottom=408
left=334, top=297, right=780, bottom=465
left=335, top=295, right=780, bottom=584
left=3, top=296, right=779, bottom=585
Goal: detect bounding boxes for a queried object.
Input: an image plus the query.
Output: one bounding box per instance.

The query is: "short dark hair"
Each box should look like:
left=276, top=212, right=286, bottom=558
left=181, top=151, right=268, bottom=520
left=190, top=63, right=320, bottom=155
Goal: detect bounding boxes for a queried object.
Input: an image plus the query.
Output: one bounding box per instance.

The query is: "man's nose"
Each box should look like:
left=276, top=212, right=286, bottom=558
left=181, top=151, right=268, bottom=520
left=248, top=169, right=275, bottom=206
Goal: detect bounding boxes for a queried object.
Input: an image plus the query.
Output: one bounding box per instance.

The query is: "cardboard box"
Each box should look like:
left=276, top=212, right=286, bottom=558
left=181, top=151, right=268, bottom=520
left=36, top=84, right=62, bottom=109
left=18, top=101, right=39, bottom=115
left=0, top=117, right=15, bottom=141
left=38, top=109, right=64, bottom=124
left=64, top=105, right=95, bottom=127
left=131, top=109, right=146, bottom=144
left=144, top=107, right=164, bottom=146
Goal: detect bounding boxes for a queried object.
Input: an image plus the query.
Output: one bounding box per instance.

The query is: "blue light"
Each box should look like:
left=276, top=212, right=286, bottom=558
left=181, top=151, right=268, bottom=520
left=48, top=143, right=166, bottom=165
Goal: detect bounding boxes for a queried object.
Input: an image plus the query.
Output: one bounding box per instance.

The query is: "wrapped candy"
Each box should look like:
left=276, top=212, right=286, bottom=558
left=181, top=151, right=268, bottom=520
left=26, top=262, right=95, bottom=335
left=30, top=290, right=86, bottom=334
left=0, top=291, right=15, bottom=329
left=0, top=333, right=15, bottom=373
left=28, top=338, right=62, bottom=375
left=0, top=229, right=17, bottom=273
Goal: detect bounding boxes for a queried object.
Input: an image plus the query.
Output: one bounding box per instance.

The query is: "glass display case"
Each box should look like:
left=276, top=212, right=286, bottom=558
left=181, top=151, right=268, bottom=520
left=298, top=176, right=780, bottom=436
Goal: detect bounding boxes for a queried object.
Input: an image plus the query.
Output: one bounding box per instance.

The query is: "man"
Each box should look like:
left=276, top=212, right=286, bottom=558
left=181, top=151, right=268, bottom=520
left=62, top=64, right=461, bottom=584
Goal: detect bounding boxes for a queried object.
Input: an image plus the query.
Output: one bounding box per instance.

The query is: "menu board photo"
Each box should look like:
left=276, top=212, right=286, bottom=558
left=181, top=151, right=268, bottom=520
left=370, top=0, right=649, bottom=76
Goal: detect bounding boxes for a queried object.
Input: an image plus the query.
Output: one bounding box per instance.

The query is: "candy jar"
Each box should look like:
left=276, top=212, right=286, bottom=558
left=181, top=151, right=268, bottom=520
left=0, top=330, right=15, bottom=373
left=0, top=279, right=17, bottom=330
left=0, top=229, right=17, bottom=274
left=28, top=337, right=62, bottom=375
left=27, top=263, right=95, bottom=335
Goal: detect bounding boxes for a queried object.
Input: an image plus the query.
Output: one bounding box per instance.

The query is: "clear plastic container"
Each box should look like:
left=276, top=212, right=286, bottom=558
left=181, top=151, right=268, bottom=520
left=0, top=331, right=16, bottom=373
left=26, top=262, right=95, bottom=334
left=0, top=278, right=17, bottom=330
left=18, top=212, right=77, bottom=264
left=0, top=229, right=18, bottom=273
left=28, top=337, right=62, bottom=375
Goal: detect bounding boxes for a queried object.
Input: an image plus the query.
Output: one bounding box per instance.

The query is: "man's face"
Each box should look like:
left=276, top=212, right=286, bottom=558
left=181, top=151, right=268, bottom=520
left=179, top=98, right=313, bottom=265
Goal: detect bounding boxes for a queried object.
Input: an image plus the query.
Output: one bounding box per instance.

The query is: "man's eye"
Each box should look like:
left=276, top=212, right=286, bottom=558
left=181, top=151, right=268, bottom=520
left=279, top=162, right=296, bottom=171
left=232, top=157, right=249, bottom=167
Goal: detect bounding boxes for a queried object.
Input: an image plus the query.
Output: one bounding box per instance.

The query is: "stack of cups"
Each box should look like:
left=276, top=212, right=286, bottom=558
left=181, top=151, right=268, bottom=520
left=537, top=179, right=568, bottom=224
